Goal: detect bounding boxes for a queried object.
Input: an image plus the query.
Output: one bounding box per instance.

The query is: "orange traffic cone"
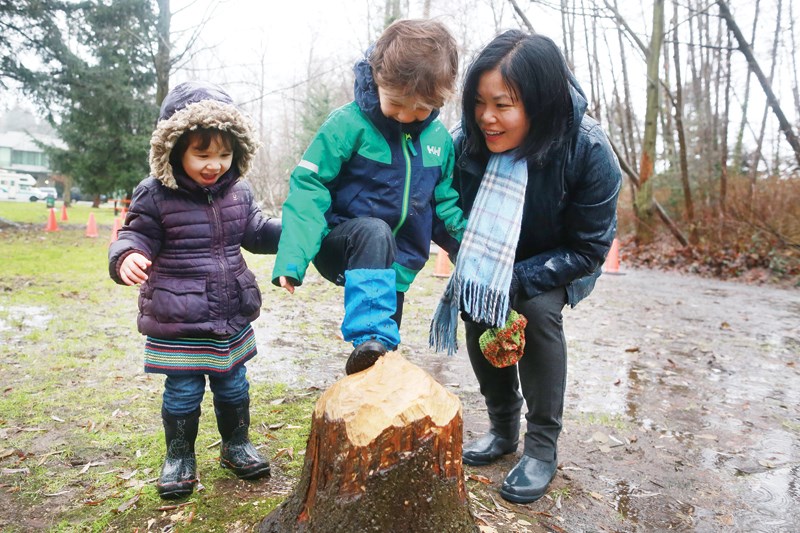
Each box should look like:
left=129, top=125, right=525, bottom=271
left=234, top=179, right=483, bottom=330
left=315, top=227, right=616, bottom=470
left=61, top=203, right=68, bottom=221
left=433, top=248, right=452, bottom=278
left=85, top=213, right=99, bottom=238
left=110, top=216, right=121, bottom=243
left=45, top=208, right=59, bottom=232
left=603, top=238, right=621, bottom=274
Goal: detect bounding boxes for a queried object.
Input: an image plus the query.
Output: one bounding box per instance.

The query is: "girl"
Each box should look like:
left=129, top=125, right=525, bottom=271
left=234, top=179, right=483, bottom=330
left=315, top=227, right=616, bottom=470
left=432, top=31, right=621, bottom=503
left=109, top=81, right=281, bottom=499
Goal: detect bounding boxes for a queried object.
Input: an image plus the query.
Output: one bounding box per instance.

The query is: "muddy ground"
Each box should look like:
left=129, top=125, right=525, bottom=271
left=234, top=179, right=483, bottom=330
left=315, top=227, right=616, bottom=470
left=252, top=265, right=800, bottom=533
left=1, top=252, right=798, bottom=532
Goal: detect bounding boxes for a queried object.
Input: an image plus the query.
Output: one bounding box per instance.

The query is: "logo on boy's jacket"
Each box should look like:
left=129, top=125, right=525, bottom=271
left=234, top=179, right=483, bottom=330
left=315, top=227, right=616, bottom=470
left=426, top=145, right=441, bottom=157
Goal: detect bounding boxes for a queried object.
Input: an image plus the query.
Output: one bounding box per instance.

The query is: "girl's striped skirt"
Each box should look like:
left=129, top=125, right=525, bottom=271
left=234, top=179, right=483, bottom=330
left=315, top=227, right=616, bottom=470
left=144, top=324, right=257, bottom=375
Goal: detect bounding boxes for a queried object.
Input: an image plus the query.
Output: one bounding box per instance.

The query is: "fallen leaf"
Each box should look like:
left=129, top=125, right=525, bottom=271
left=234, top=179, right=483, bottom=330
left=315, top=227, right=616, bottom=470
left=695, top=434, right=718, bottom=440
left=624, top=347, right=640, bottom=353
left=79, top=461, right=106, bottom=474
left=117, top=469, right=138, bottom=480
left=0, top=449, right=15, bottom=459
left=592, top=431, right=609, bottom=443
left=50, top=416, right=65, bottom=423
left=718, top=514, right=734, bottom=526
left=44, top=490, right=71, bottom=497
left=270, top=398, right=285, bottom=405
left=720, top=322, right=731, bottom=329
left=268, top=423, right=285, bottom=430
left=758, top=460, right=776, bottom=469
left=114, top=494, right=139, bottom=513
left=273, top=447, right=294, bottom=460
left=589, top=491, right=604, bottom=501
left=1, top=468, right=30, bottom=475
left=467, top=474, right=492, bottom=484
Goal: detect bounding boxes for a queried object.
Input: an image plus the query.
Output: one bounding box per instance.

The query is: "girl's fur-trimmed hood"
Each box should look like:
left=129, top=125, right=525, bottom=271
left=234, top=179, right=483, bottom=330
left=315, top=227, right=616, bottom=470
left=149, top=81, right=259, bottom=190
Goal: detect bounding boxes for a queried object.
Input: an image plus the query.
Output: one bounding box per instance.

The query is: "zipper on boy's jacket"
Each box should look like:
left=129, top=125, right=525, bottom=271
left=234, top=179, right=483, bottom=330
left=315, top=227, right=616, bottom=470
left=394, top=133, right=413, bottom=235
left=404, top=133, right=417, bottom=156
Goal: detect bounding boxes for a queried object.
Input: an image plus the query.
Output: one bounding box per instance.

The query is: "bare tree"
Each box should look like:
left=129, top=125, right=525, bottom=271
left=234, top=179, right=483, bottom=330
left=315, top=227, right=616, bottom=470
left=671, top=1, right=696, bottom=243
left=732, top=0, right=760, bottom=172
left=718, top=0, right=800, bottom=167
left=635, top=0, right=665, bottom=245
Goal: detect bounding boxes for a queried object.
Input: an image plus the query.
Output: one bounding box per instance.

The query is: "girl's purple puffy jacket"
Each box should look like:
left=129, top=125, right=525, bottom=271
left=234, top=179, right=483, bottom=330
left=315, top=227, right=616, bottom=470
left=108, top=81, right=280, bottom=339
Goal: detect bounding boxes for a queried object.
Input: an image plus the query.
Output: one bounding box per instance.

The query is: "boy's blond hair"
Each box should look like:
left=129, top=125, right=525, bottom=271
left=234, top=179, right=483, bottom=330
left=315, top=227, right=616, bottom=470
left=369, top=19, right=458, bottom=109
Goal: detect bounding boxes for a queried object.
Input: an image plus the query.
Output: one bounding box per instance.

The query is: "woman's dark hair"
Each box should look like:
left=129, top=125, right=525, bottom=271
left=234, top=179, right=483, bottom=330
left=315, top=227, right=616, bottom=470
left=170, top=127, right=240, bottom=168
left=462, top=31, right=572, bottom=163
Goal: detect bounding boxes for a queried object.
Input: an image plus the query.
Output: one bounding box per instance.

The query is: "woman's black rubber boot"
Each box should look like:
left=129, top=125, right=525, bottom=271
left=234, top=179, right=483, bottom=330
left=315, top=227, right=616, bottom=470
left=157, top=407, right=200, bottom=500
left=214, top=398, right=271, bottom=480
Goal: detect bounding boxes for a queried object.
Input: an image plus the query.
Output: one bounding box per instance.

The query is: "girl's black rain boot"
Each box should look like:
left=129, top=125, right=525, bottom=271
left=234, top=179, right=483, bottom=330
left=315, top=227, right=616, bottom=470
left=157, top=407, right=200, bottom=499
left=214, top=398, right=271, bottom=480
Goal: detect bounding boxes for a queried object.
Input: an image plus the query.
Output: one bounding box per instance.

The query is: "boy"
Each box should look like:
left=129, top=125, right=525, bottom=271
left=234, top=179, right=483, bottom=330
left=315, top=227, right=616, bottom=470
left=273, top=19, right=465, bottom=374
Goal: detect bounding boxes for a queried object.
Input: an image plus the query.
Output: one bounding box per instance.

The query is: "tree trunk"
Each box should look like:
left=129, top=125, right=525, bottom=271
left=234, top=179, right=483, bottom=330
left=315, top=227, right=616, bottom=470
left=718, top=0, right=800, bottom=167
left=508, top=0, right=534, bottom=33
left=635, top=0, right=664, bottom=245
left=155, top=0, right=171, bottom=107
left=260, top=352, right=477, bottom=533
left=733, top=0, right=760, bottom=172
left=613, top=0, right=639, bottom=164
left=720, top=32, right=732, bottom=218
left=671, top=2, right=696, bottom=243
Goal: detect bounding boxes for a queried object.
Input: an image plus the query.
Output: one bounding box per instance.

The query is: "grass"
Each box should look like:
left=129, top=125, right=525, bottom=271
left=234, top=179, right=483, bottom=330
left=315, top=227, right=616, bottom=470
left=0, top=200, right=317, bottom=531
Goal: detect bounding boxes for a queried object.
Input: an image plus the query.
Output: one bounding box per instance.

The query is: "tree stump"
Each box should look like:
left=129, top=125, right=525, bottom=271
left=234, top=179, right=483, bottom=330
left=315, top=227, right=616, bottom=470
left=259, top=351, right=478, bottom=533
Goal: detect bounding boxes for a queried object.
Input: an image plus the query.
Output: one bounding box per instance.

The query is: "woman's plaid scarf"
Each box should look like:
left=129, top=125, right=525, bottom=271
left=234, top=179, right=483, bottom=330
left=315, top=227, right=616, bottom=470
left=430, top=152, right=528, bottom=355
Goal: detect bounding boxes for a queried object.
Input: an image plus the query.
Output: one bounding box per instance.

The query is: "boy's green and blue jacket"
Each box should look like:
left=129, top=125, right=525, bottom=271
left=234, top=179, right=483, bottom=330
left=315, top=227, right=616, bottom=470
left=272, top=56, right=465, bottom=292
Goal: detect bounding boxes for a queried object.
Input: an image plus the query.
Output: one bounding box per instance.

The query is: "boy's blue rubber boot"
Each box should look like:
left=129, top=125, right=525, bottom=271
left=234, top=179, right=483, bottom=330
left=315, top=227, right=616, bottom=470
left=342, top=268, right=401, bottom=374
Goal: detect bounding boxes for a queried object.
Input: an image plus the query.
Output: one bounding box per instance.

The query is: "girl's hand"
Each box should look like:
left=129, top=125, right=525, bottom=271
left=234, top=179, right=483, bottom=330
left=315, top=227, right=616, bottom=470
left=279, top=276, right=295, bottom=294
left=120, top=253, right=151, bottom=286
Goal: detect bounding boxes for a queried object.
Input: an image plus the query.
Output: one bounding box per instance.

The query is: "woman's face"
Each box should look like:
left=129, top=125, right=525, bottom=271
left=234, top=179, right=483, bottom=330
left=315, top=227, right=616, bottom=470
left=474, top=68, right=530, bottom=153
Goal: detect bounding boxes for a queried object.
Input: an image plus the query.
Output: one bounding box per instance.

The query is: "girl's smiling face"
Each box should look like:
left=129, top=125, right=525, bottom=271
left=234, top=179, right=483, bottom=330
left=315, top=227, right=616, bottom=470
left=475, top=68, right=531, bottom=153
left=181, top=134, right=233, bottom=187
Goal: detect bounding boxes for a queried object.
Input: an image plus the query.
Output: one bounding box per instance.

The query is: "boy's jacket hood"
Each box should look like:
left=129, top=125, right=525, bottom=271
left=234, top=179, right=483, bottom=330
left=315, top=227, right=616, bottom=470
left=149, top=81, right=259, bottom=190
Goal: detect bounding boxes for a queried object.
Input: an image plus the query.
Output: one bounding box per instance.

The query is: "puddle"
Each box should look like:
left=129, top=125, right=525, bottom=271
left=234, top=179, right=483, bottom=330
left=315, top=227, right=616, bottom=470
left=0, top=305, right=51, bottom=332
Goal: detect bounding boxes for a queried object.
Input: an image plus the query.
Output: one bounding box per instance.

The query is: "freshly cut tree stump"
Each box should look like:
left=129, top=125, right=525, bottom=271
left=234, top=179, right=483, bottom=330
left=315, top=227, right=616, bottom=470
left=260, top=351, right=478, bottom=533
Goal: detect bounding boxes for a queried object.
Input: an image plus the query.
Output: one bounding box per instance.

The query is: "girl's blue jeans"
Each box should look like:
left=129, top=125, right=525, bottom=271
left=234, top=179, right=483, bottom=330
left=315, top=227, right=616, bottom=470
left=162, top=364, right=249, bottom=416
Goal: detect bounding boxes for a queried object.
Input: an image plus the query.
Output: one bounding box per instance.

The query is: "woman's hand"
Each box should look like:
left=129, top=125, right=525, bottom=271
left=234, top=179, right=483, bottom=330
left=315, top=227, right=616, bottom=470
left=119, top=252, right=151, bottom=286
left=279, top=276, right=296, bottom=294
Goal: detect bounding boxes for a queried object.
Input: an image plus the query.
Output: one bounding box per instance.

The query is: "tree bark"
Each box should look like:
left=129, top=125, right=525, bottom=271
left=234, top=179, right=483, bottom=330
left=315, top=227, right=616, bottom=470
left=671, top=2, right=696, bottom=243
left=155, top=0, right=171, bottom=107
left=718, top=0, right=800, bottom=167
left=609, top=137, right=689, bottom=247
left=733, top=0, right=760, bottom=172
left=260, top=352, right=477, bottom=533
left=635, top=0, right=664, bottom=245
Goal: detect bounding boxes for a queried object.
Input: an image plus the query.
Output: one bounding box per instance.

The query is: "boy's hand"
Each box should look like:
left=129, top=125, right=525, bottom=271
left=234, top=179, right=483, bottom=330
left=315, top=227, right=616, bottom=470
left=279, top=276, right=295, bottom=294
left=120, top=252, right=151, bottom=286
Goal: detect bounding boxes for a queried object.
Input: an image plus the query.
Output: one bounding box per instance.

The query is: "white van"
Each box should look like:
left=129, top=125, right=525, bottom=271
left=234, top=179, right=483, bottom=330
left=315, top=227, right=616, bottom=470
left=0, top=170, right=39, bottom=201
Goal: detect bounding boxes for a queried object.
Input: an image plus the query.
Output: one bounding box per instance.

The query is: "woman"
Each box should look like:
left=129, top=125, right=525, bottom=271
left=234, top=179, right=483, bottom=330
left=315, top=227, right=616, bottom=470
left=433, top=30, right=621, bottom=504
